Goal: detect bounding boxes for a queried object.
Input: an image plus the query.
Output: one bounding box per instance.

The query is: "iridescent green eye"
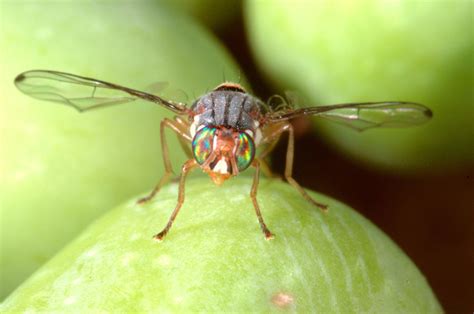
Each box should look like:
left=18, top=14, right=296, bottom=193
left=192, top=126, right=216, bottom=165
left=235, top=131, right=255, bottom=172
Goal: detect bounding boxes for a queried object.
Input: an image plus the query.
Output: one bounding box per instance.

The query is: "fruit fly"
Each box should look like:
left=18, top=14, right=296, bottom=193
left=14, top=70, right=432, bottom=240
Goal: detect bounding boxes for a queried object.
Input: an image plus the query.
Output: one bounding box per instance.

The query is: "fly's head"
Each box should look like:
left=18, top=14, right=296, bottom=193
left=192, top=126, right=255, bottom=185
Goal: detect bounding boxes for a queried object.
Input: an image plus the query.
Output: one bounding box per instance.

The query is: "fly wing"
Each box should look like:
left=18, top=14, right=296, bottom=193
left=14, top=70, right=188, bottom=114
left=268, top=101, right=433, bottom=131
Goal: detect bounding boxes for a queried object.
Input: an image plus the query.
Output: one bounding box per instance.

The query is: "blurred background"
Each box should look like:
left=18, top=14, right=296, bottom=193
left=1, top=1, right=472, bottom=312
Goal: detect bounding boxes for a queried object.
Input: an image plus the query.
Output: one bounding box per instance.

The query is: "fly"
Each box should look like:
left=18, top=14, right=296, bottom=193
left=14, top=70, right=433, bottom=240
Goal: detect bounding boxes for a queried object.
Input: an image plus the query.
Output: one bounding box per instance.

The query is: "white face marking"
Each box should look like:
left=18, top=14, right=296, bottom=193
left=213, top=158, right=228, bottom=174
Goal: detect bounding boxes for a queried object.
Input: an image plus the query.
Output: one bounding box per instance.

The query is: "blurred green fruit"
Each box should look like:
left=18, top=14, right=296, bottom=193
left=160, top=0, right=242, bottom=29
left=246, top=0, right=473, bottom=171
left=0, top=1, right=242, bottom=299
left=0, top=178, right=441, bottom=312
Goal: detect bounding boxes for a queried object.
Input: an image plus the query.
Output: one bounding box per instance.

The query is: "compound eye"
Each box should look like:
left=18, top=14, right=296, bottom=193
left=192, top=126, right=216, bottom=165
left=235, top=132, right=255, bottom=172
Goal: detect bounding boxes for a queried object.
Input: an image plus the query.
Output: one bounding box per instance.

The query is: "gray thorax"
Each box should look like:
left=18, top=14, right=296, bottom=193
left=191, top=91, right=263, bottom=131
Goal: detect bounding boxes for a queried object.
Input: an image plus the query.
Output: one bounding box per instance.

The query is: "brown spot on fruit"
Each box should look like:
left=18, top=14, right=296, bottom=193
left=271, top=292, right=294, bottom=309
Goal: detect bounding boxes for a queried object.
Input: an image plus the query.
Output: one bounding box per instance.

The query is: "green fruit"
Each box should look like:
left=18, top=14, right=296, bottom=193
left=0, top=178, right=441, bottom=312
left=0, top=1, right=242, bottom=299
left=160, top=0, right=242, bottom=29
left=246, top=0, right=473, bottom=171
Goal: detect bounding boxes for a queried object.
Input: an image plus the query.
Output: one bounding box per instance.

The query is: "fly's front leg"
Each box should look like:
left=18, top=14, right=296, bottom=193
left=154, top=159, right=198, bottom=241
left=250, top=159, right=274, bottom=240
left=258, top=134, right=280, bottom=160
left=256, top=126, right=283, bottom=179
left=258, top=158, right=276, bottom=179
left=138, top=117, right=191, bottom=204
left=174, top=116, right=193, bottom=158
left=260, top=122, right=327, bottom=211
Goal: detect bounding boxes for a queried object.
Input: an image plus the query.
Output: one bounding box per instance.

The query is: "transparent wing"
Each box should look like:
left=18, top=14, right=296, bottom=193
left=144, top=81, right=190, bottom=104
left=268, top=101, right=433, bottom=131
left=14, top=70, right=188, bottom=114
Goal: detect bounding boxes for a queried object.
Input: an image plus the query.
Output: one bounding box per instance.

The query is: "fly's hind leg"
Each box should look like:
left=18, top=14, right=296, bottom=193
left=260, top=122, right=328, bottom=211
left=138, top=116, right=191, bottom=204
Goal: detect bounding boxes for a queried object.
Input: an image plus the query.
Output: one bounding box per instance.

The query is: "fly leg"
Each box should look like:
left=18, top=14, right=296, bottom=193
left=174, top=116, right=193, bottom=158
left=256, top=128, right=282, bottom=179
left=154, top=159, right=198, bottom=241
left=250, top=159, right=274, bottom=240
left=138, top=117, right=191, bottom=204
left=282, top=123, right=328, bottom=211
left=258, top=158, right=277, bottom=179
left=260, top=122, right=328, bottom=211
